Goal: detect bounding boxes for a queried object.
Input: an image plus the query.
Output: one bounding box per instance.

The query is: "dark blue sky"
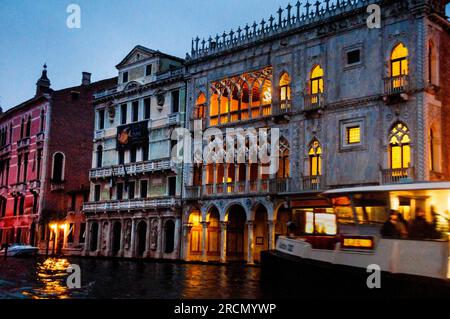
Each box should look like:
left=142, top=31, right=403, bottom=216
left=0, top=1, right=449, bottom=110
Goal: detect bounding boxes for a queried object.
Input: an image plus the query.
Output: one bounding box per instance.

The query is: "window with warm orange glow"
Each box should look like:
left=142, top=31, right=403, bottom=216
left=278, top=139, right=290, bottom=179
left=195, top=93, right=206, bottom=119
left=310, top=65, right=324, bottom=94
left=389, top=123, right=411, bottom=170
left=279, top=73, right=291, bottom=102
left=391, top=43, right=409, bottom=77
left=309, top=140, right=322, bottom=176
left=207, top=67, right=273, bottom=126
left=305, top=212, right=337, bottom=235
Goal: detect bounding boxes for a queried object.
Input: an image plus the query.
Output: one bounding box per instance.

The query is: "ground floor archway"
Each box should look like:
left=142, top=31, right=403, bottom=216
left=136, top=221, right=147, bottom=257
left=226, top=204, right=246, bottom=261
left=112, top=222, right=121, bottom=256
left=164, top=220, right=175, bottom=254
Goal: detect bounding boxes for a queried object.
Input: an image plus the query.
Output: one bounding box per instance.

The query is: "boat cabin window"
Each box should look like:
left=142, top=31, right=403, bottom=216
left=292, top=208, right=336, bottom=236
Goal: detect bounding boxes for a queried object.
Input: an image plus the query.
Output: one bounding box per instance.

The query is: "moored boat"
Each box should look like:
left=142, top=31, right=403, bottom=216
left=0, top=244, right=39, bottom=257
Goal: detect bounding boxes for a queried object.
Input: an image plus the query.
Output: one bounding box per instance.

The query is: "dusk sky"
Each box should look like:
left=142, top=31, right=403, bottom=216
left=0, top=0, right=449, bottom=110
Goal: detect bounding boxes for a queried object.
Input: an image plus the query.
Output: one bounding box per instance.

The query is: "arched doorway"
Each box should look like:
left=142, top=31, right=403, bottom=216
left=90, top=222, right=99, bottom=252
left=164, top=220, right=175, bottom=254
left=226, top=205, right=246, bottom=261
left=188, top=210, right=202, bottom=259
left=136, top=221, right=147, bottom=257
left=112, top=222, right=121, bottom=256
left=253, top=205, right=269, bottom=263
left=207, top=207, right=220, bottom=258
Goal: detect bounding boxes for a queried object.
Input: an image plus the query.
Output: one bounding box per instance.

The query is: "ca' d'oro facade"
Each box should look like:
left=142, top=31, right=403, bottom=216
left=83, top=46, right=185, bottom=259
left=181, top=0, right=450, bottom=264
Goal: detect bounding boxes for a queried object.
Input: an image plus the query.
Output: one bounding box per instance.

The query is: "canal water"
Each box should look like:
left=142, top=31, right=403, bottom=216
left=0, top=257, right=274, bottom=299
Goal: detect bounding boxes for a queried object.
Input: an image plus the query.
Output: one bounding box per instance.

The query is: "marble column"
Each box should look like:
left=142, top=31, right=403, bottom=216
left=247, top=221, right=254, bottom=265
left=182, top=224, right=190, bottom=261
left=145, top=217, right=151, bottom=257
left=219, top=221, right=228, bottom=263
left=130, top=218, right=136, bottom=258
left=96, top=220, right=103, bottom=256
left=119, top=218, right=126, bottom=257
left=174, top=217, right=181, bottom=258
left=201, top=221, right=208, bottom=262
left=83, top=219, right=91, bottom=256
left=268, top=220, right=275, bottom=250
left=157, top=217, right=163, bottom=258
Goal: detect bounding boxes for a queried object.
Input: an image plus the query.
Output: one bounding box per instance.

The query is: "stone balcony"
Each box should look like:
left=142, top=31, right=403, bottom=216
left=28, top=180, right=41, bottom=192
left=381, top=167, right=415, bottom=184
left=83, top=197, right=181, bottom=213
left=50, top=180, right=65, bottom=192
left=17, top=137, right=30, bottom=149
left=10, top=182, right=27, bottom=195
left=302, top=175, right=323, bottom=191
left=89, top=159, right=175, bottom=180
left=36, top=132, right=45, bottom=143
left=185, top=178, right=291, bottom=199
left=0, top=144, right=11, bottom=156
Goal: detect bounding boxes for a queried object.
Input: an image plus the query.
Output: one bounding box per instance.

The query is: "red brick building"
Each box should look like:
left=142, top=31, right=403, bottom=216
left=0, top=65, right=116, bottom=255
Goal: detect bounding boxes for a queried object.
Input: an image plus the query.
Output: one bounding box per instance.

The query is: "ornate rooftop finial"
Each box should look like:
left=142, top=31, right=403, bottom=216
left=296, top=1, right=301, bottom=21
left=315, top=0, right=321, bottom=15
left=36, top=63, right=51, bottom=96
left=286, top=3, right=292, bottom=24
left=277, top=7, right=283, bottom=26
left=325, top=0, right=330, bottom=12
left=269, top=15, right=275, bottom=29
left=260, top=19, right=266, bottom=33
left=305, top=1, right=311, bottom=17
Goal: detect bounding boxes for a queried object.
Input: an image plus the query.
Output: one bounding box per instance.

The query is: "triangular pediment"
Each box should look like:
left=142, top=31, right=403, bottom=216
left=116, top=45, right=158, bottom=69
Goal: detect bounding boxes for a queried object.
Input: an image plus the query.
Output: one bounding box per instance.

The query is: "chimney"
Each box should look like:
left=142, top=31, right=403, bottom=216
left=82, top=72, right=91, bottom=85
left=36, top=64, right=51, bottom=96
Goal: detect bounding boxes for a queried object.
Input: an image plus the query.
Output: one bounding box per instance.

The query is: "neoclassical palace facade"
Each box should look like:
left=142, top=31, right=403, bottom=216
left=180, top=0, right=450, bottom=264
left=83, top=46, right=185, bottom=259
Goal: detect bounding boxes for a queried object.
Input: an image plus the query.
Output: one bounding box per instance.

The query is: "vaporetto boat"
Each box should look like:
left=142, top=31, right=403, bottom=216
left=261, top=182, right=450, bottom=297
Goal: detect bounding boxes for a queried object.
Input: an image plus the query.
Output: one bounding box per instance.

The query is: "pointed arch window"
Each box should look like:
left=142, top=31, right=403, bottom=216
left=310, top=65, right=324, bottom=95
left=278, top=138, right=290, bottom=179
left=195, top=93, right=206, bottom=120
left=309, top=140, right=322, bottom=177
left=389, top=123, right=411, bottom=170
left=391, top=43, right=409, bottom=78
left=428, top=41, right=437, bottom=85
left=279, top=73, right=291, bottom=110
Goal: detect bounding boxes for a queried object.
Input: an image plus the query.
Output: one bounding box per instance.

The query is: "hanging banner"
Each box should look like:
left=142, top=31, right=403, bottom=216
left=116, top=120, right=149, bottom=150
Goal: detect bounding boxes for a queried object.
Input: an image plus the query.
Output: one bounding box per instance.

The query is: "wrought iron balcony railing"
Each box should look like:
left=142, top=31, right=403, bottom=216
left=381, top=167, right=414, bottom=184
left=302, top=175, right=323, bottom=191
left=384, top=75, right=410, bottom=95
left=303, top=93, right=325, bottom=112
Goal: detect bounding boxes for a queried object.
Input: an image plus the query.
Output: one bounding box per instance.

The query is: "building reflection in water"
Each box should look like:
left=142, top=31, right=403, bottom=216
left=22, top=258, right=71, bottom=299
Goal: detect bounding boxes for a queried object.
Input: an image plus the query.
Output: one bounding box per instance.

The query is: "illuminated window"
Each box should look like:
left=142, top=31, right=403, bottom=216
left=310, top=65, right=324, bottom=95
left=279, top=73, right=291, bottom=102
left=346, top=126, right=361, bottom=144
left=389, top=122, right=411, bottom=170
left=309, top=140, right=322, bottom=176
left=305, top=211, right=337, bottom=235
left=391, top=43, right=409, bottom=77
left=207, top=67, right=273, bottom=126
left=195, top=93, right=206, bottom=119
left=278, top=138, right=290, bottom=179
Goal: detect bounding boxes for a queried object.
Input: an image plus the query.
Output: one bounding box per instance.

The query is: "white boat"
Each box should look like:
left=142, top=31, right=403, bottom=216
left=0, top=244, right=39, bottom=257
left=261, top=182, right=450, bottom=297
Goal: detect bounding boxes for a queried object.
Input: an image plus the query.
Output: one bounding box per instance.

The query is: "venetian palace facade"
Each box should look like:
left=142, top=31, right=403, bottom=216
left=0, top=66, right=116, bottom=255
left=181, top=0, right=450, bottom=264
left=83, top=46, right=185, bottom=259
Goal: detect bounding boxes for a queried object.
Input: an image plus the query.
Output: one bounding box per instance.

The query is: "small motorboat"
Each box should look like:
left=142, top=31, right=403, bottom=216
left=0, top=244, right=39, bottom=257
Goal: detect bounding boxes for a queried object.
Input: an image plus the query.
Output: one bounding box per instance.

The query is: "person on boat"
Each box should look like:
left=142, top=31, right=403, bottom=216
left=381, top=211, right=407, bottom=238
left=409, top=208, right=435, bottom=239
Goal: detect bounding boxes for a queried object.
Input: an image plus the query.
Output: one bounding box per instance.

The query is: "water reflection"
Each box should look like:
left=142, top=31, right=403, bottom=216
left=22, top=258, right=71, bottom=299
left=0, top=257, right=270, bottom=299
